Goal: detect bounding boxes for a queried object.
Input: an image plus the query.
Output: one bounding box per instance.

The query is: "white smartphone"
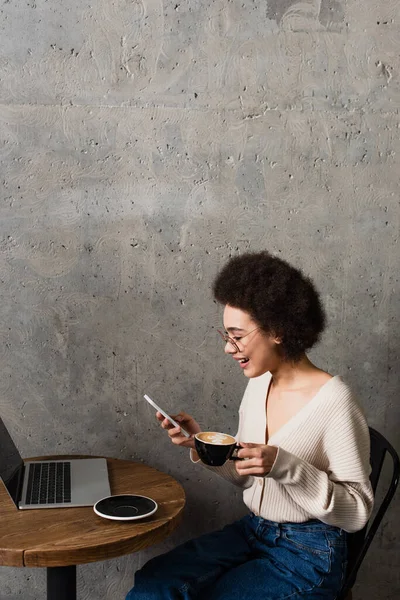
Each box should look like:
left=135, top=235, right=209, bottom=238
left=144, top=394, right=190, bottom=438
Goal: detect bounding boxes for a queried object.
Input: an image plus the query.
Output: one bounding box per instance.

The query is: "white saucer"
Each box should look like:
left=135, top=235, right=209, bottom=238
left=94, top=494, right=158, bottom=521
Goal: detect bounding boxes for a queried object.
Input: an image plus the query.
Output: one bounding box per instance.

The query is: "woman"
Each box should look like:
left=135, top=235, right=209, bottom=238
left=126, top=251, right=374, bottom=600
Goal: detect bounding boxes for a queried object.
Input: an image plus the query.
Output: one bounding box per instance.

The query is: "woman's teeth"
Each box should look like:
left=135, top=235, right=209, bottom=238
left=239, top=358, right=249, bottom=364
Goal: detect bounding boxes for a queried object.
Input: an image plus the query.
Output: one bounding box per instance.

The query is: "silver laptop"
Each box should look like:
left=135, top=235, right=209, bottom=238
left=0, top=416, right=110, bottom=509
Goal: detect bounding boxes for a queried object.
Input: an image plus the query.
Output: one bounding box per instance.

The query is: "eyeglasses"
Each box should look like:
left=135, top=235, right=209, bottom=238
left=217, top=327, right=260, bottom=353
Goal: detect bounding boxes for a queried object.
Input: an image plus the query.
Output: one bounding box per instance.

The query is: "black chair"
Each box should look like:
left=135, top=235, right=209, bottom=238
left=338, top=427, right=400, bottom=599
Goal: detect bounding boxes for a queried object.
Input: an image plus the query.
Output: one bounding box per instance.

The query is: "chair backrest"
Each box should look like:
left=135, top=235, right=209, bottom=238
left=339, top=427, right=400, bottom=598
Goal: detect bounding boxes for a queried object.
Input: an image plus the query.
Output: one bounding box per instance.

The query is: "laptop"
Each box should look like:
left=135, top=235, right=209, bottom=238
left=0, top=416, right=111, bottom=509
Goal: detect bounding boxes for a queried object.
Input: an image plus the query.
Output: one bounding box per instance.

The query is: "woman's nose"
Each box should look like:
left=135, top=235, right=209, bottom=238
left=225, top=340, right=237, bottom=354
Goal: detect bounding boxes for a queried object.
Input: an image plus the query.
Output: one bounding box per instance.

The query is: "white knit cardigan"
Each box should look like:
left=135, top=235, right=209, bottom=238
left=191, top=373, right=374, bottom=533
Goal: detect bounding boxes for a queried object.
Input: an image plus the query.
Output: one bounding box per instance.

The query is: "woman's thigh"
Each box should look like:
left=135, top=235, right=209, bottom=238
left=204, top=556, right=339, bottom=600
left=204, top=521, right=347, bottom=600
left=126, top=516, right=254, bottom=600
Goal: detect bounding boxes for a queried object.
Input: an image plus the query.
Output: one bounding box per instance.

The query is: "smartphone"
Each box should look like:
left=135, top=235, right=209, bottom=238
left=144, top=394, right=190, bottom=438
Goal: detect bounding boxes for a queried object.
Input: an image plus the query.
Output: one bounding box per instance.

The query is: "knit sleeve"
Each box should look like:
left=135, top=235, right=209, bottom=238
left=266, top=390, right=374, bottom=533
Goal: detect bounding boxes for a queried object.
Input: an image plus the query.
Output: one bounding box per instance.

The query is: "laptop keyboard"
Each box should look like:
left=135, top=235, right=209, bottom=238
left=25, top=462, right=72, bottom=505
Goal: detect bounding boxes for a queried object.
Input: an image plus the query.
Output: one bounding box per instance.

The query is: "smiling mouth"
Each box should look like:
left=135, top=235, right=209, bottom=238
left=238, top=358, right=249, bottom=364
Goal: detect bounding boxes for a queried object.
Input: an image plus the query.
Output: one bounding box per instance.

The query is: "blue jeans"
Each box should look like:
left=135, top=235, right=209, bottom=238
left=126, top=514, right=347, bottom=600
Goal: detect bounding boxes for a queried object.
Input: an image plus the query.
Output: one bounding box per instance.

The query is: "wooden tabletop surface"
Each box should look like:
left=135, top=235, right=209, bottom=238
left=0, top=456, right=186, bottom=568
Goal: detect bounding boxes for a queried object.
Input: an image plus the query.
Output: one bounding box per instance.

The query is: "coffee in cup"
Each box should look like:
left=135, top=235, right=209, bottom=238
left=194, top=431, right=240, bottom=466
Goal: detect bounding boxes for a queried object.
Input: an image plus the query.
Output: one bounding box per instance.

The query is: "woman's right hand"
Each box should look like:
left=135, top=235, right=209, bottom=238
left=156, top=411, right=201, bottom=449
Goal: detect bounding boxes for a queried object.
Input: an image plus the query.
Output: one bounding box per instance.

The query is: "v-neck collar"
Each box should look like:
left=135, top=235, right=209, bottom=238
left=265, top=374, right=339, bottom=444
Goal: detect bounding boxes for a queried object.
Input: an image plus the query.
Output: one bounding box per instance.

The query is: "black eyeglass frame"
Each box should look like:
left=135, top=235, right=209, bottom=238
left=217, top=327, right=260, bottom=353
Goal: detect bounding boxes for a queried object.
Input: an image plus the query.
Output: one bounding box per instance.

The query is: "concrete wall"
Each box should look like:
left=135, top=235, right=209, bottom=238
left=0, top=0, right=399, bottom=598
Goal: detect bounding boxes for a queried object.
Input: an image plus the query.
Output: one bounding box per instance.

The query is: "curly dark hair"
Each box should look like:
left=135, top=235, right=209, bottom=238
left=212, top=251, right=326, bottom=362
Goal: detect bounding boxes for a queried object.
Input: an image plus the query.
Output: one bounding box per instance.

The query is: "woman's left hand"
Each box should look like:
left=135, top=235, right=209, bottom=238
left=235, top=443, right=278, bottom=477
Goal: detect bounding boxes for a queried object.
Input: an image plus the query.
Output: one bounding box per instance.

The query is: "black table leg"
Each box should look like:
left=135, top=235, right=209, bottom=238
left=47, top=565, right=76, bottom=600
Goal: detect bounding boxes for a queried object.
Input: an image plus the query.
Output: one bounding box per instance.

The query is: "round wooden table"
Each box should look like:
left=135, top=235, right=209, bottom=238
left=0, top=456, right=186, bottom=600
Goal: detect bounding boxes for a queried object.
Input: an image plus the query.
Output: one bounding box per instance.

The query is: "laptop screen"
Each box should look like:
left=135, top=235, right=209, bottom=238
left=0, top=417, right=24, bottom=506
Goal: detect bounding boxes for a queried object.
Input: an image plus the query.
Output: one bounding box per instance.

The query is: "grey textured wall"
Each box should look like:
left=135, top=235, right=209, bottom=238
left=0, top=0, right=399, bottom=598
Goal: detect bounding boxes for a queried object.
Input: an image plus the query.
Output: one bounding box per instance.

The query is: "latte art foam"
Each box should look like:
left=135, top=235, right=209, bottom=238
left=197, top=432, right=235, bottom=445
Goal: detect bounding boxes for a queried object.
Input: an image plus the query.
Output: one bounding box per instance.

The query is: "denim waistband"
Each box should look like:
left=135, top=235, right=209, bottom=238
left=247, top=513, right=343, bottom=533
